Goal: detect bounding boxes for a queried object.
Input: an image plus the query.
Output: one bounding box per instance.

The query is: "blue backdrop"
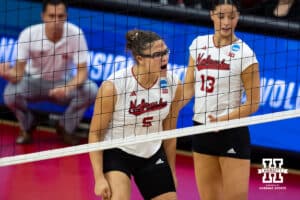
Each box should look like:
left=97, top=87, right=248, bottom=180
left=0, top=0, right=299, bottom=152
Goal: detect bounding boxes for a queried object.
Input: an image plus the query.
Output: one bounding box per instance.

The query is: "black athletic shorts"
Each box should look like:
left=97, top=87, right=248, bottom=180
left=192, top=121, right=251, bottom=159
left=103, top=147, right=176, bottom=200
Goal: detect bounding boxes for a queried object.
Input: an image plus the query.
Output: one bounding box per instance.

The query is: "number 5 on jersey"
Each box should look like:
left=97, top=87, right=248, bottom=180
left=143, top=116, right=154, bottom=127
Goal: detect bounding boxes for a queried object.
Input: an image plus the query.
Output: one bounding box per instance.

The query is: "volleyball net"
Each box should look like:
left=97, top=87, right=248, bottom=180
left=0, top=0, right=300, bottom=167
left=1, top=109, right=300, bottom=167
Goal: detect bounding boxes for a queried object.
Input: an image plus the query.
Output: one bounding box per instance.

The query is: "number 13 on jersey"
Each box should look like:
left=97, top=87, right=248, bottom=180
left=200, top=74, right=215, bottom=93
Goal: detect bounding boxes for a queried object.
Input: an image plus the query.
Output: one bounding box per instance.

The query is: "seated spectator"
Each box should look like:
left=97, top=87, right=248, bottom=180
left=0, top=0, right=98, bottom=145
left=239, top=0, right=299, bottom=20
left=178, top=0, right=203, bottom=9
left=273, top=0, right=295, bottom=17
left=145, top=0, right=203, bottom=9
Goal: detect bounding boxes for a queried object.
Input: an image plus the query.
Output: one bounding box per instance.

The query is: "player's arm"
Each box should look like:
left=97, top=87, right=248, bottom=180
left=48, top=62, right=88, bottom=98
left=163, top=80, right=183, bottom=188
left=89, top=81, right=116, bottom=198
left=183, top=56, right=195, bottom=106
left=66, top=62, right=88, bottom=93
left=0, top=61, right=27, bottom=83
left=59, top=30, right=89, bottom=95
left=215, top=63, right=260, bottom=121
left=0, top=28, right=29, bottom=83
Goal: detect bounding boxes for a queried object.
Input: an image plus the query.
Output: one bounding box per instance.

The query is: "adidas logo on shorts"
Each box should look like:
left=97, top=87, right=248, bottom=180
left=227, top=148, right=236, bottom=154
left=155, top=158, right=164, bottom=165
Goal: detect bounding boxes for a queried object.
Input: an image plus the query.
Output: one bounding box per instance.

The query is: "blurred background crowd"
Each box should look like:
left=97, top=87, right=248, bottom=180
left=142, top=0, right=300, bottom=21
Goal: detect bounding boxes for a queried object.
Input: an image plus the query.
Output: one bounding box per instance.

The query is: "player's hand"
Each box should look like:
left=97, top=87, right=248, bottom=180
left=0, top=62, right=11, bottom=79
left=208, top=114, right=217, bottom=122
left=208, top=115, right=220, bottom=133
left=49, top=87, right=69, bottom=99
left=94, top=177, right=111, bottom=200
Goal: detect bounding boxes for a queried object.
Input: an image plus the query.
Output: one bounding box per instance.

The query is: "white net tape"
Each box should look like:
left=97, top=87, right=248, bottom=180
left=1, top=109, right=299, bottom=167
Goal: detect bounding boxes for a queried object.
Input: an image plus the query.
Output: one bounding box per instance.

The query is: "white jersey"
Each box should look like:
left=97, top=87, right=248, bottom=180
left=189, top=34, right=258, bottom=124
left=104, top=67, right=179, bottom=158
left=17, top=22, right=88, bottom=81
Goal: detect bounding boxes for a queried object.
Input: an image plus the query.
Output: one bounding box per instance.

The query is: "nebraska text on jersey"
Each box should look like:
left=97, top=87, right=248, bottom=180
left=197, top=53, right=230, bottom=71
left=129, top=98, right=168, bottom=116
left=104, top=67, right=179, bottom=158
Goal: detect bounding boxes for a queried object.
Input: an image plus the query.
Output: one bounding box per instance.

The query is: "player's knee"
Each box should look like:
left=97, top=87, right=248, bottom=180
left=3, top=84, right=26, bottom=108
left=3, top=89, right=18, bottom=108
left=110, top=192, right=130, bottom=200
left=224, top=191, right=248, bottom=200
left=79, top=81, right=98, bottom=102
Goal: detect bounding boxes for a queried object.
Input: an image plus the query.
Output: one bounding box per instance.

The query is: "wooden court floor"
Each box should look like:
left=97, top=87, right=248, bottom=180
left=0, top=122, right=299, bottom=200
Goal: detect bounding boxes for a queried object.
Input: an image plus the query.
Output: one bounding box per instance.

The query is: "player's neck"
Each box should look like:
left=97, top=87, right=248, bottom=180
left=133, top=65, right=159, bottom=89
left=213, top=34, right=238, bottom=47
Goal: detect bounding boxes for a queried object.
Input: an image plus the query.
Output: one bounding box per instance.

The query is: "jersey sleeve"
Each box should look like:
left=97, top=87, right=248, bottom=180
left=241, top=43, right=258, bottom=71
left=189, top=35, right=208, bottom=61
left=189, top=37, right=198, bottom=61
left=16, top=28, right=30, bottom=61
left=106, top=68, right=127, bottom=94
left=72, top=26, right=89, bottom=65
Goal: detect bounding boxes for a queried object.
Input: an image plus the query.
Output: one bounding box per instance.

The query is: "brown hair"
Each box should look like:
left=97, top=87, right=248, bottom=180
left=126, top=29, right=162, bottom=58
left=210, top=0, right=240, bottom=11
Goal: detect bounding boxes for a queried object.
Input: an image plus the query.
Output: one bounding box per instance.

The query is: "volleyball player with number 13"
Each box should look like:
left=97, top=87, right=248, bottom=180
left=184, top=0, right=261, bottom=199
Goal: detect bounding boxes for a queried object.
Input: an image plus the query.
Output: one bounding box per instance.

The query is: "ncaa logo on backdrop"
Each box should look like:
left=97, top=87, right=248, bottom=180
left=257, top=158, right=288, bottom=190
left=231, top=44, right=240, bottom=52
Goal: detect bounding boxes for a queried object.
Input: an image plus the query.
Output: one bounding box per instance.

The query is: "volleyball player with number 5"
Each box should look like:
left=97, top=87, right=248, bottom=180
left=184, top=0, right=260, bottom=200
left=89, top=29, right=183, bottom=200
